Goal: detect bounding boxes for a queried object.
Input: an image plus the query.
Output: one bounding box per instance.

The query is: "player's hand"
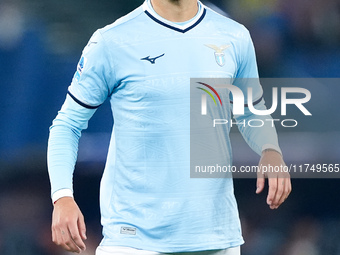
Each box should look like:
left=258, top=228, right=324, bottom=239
left=256, top=150, right=292, bottom=209
left=52, top=197, right=87, bottom=253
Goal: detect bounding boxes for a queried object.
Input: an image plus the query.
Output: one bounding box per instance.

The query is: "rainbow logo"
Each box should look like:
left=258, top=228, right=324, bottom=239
left=196, top=82, right=222, bottom=106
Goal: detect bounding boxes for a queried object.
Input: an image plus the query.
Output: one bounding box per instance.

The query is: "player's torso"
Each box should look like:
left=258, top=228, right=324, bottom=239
left=99, top=5, right=244, bottom=250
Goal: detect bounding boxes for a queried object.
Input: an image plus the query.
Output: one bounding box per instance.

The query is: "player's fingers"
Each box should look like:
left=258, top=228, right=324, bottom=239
left=267, top=177, right=278, bottom=209
left=52, top=225, right=61, bottom=246
left=277, top=185, right=287, bottom=208
left=78, top=213, right=87, bottom=241
left=52, top=223, right=64, bottom=248
left=52, top=214, right=78, bottom=252
left=68, top=219, right=86, bottom=251
left=54, top=227, right=72, bottom=252
left=60, top=227, right=81, bottom=253
left=52, top=224, right=56, bottom=243
left=276, top=177, right=292, bottom=208
left=285, top=177, right=292, bottom=200
left=272, top=177, right=285, bottom=208
left=256, top=172, right=265, bottom=194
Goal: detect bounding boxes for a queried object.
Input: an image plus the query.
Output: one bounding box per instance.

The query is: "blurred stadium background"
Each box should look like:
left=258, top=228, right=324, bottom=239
left=1, top=0, right=340, bottom=254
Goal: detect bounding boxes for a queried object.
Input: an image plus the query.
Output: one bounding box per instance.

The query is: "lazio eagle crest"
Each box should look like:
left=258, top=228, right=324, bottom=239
left=205, top=44, right=231, bottom=67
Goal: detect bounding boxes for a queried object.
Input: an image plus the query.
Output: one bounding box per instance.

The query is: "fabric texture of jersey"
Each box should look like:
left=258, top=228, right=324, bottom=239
left=48, top=0, right=281, bottom=252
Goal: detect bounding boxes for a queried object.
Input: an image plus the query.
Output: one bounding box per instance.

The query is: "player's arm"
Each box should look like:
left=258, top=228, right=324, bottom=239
left=48, top=29, right=115, bottom=253
left=233, top=101, right=291, bottom=209
left=233, top=28, right=291, bottom=209
left=48, top=94, right=97, bottom=253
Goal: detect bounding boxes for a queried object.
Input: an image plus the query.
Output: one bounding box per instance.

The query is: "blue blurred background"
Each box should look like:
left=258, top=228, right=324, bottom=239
left=0, top=0, right=340, bottom=254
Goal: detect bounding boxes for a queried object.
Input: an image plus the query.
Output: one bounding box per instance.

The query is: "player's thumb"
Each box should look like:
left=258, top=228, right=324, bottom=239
left=256, top=175, right=265, bottom=194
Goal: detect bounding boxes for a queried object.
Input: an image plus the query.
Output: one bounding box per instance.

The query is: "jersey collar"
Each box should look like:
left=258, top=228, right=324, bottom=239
left=143, top=0, right=206, bottom=33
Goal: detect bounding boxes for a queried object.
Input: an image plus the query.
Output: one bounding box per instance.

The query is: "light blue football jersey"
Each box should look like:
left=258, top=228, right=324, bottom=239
left=48, top=0, right=280, bottom=252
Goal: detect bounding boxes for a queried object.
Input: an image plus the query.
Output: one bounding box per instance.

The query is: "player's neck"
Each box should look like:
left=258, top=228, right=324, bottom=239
left=150, top=0, right=199, bottom=22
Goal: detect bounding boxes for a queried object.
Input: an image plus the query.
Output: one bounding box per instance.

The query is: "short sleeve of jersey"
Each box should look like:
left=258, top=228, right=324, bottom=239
left=232, top=29, right=263, bottom=104
left=68, top=30, right=115, bottom=108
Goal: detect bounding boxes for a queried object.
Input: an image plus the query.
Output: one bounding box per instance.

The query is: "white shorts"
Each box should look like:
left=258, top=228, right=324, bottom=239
left=96, top=246, right=241, bottom=255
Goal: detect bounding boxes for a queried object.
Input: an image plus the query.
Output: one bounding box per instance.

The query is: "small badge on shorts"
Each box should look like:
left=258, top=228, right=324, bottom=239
left=120, top=227, right=137, bottom=235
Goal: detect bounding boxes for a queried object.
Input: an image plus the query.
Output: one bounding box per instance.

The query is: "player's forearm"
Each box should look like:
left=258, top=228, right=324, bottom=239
left=47, top=95, right=96, bottom=201
left=235, top=99, right=281, bottom=156
left=48, top=121, right=81, bottom=199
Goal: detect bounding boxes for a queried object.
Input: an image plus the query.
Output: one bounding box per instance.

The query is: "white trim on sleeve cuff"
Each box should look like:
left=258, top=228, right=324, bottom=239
left=262, top=144, right=282, bottom=156
left=52, top=189, right=74, bottom=204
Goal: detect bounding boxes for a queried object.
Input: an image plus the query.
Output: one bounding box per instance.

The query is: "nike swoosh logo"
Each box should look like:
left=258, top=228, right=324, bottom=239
left=141, top=53, right=165, bottom=64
